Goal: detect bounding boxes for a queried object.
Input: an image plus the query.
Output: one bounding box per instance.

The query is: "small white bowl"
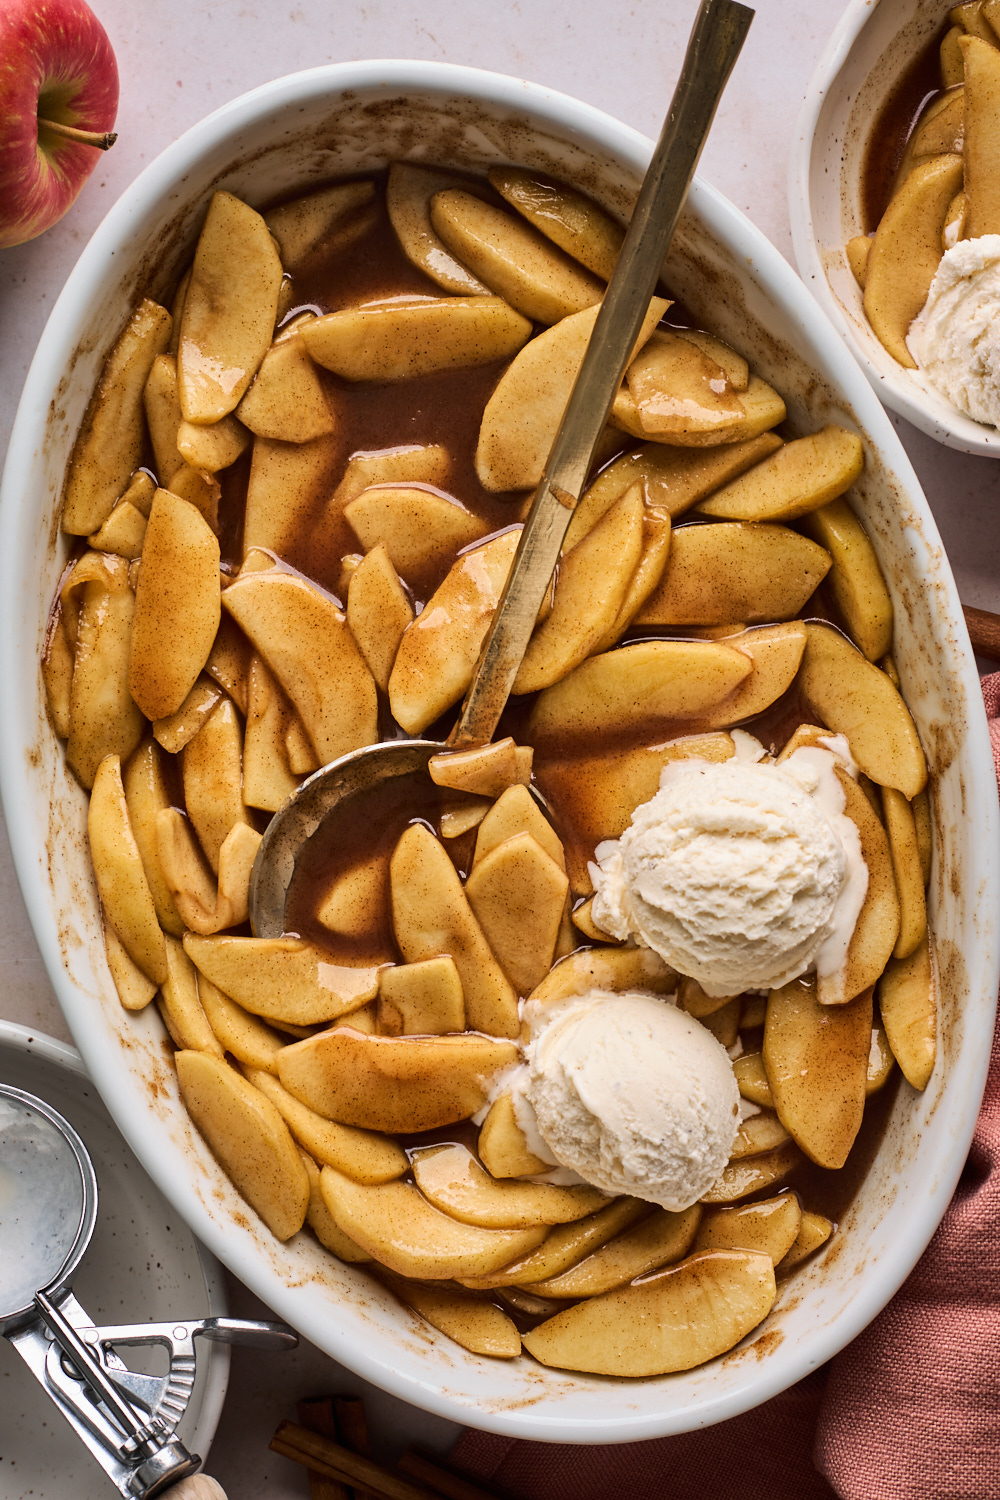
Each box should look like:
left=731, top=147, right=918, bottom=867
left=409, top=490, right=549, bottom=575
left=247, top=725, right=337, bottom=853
left=790, top=0, right=1000, bottom=455
left=0, top=1021, right=229, bottom=1492
left=1, top=60, right=998, bottom=1443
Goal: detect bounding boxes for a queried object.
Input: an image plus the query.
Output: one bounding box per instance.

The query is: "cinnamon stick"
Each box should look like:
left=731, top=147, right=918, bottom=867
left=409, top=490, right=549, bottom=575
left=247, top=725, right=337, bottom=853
left=270, top=1422, right=441, bottom=1500
left=964, top=604, right=1000, bottom=662
left=333, top=1397, right=380, bottom=1500
left=398, top=1448, right=504, bottom=1500
left=297, top=1399, right=353, bottom=1500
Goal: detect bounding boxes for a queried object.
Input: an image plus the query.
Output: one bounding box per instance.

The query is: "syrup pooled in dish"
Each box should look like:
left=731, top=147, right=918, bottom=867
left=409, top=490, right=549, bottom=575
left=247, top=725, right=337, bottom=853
left=45, top=161, right=935, bottom=1378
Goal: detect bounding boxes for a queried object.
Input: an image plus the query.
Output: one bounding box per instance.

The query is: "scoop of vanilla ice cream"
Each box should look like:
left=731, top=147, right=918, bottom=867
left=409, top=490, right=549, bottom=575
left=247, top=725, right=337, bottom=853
left=907, top=235, right=1000, bottom=427
left=590, top=736, right=866, bottom=997
left=524, top=989, right=739, bottom=1211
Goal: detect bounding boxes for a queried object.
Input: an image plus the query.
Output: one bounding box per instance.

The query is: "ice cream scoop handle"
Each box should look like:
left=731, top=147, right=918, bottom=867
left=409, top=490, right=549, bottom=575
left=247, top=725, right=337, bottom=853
left=449, top=0, right=754, bottom=748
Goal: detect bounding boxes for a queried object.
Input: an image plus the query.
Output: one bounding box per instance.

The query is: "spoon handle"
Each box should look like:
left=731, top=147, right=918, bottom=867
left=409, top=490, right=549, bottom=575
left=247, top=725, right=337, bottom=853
left=448, top=0, right=755, bottom=749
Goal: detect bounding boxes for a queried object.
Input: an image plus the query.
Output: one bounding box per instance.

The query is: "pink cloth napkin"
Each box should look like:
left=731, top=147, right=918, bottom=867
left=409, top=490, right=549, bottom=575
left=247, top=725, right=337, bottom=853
left=450, top=673, right=1000, bottom=1500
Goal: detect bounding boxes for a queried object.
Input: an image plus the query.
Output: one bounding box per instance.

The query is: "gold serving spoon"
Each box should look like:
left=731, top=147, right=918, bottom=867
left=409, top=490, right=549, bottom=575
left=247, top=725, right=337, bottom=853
left=249, top=0, right=755, bottom=937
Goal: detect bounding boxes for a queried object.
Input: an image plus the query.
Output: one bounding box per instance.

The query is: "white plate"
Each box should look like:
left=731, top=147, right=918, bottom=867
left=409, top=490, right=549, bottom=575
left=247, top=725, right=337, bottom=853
left=0, top=1021, right=229, bottom=1499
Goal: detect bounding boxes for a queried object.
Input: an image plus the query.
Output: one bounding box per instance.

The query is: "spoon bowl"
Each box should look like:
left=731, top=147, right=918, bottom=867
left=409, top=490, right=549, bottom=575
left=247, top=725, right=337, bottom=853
left=250, top=740, right=437, bottom=937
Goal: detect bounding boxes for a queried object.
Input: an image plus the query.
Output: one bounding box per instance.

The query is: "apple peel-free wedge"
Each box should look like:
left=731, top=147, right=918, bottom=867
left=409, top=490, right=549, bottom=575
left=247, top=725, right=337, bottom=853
left=882, top=785, right=928, bottom=959
left=473, top=782, right=565, bottom=871
left=388, top=529, right=519, bottom=735
left=464, top=832, right=569, bottom=997
left=428, top=737, right=530, bottom=798
left=565, top=434, right=783, bottom=548
left=636, top=522, right=831, bottom=626
left=728, top=1110, right=791, bottom=1160
left=863, top=153, right=964, bottom=366
left=590, top=504, right=672, bottom=656
left=879, top=936, right=936, bottom=1091
left=181, top=697, right=252, bottom=875
left=764, top=977, right=872, bottom=1169
left=156, top=812, right=260, bottom=937
left=818, top=768, right=900, bottom=1005
left=88, top=755, right=168, bottom=985
left=732, top=1053, right=774, bottom=1109
left=800, top=499, right=893, bottom=663
left=799, top=623, right=927, bottom=798
left=175, top=1050, right=309, bottom=1241
left=299, top=1151, right=370, bottom=1262
left=319, top=1168, right=547, bottom=1279
left=183, top=934, right=380, bottom=1026
left=489, top=166, right=624, bottom=280
left=122, top=738, right=186, bottom=937
left=243, top=1067, right=407, bottom=1184
left=478, top=1092, right=549, bottom=1178
left=690, top=623, right=806, bottom=732
left=344, top=486, right=488, bottom=583
left=152, top=678, right=223, bottom=756
left=625, top=331, right=745, bottom=440
left=527, top=639, right=752, bottom=744
left=693, top=1195, right=801, bottom=1266
left=526, top=1205, right=701, bottom=1297
left=697, top=425, right=864, bottom=522
left=236, top=331, right=334, bottom=444
left=63, top=299, right=172, bottom=536
left=777, top=1210, right=834, bottom=1272
left=612, top=374, right=785, bottom=449
left=264, top=180, right=376, bottom=268
left=430, top=188, right=604, bottom=324
left=223, top=566, right=378, bottom=763
left=513, top=485, right=645, bottom=693
left=377, top=956, right=466, bottom=1036
left=412, top=1144, right=607, bottom=1229
left=476, top=297, right=666, bottom=492
left=377, top=1271, right=522, bottom=1358
left=959, top=36, right=1000, bottom=237
left=524, top=947, right=676, bottom=1032
left=522, top=1249, right=776, bottom=1376
left=460, top=1198, right=649, bottom=1288
left=128, top=490, right=221, bottom=721
left=198, top=977, right=284, bottom=1073
left=66, top=561, right=145, bottom=790
left=103, top=925, right=158, bottom=1013
left=143, top=353, right=184, bottom=485
left=390, top=822, right=519, bottom=1036
left=243, top=433, right=340, bottom=558
left=159, top=934, right=222, bottom=1057
left=346, top=544, right=414, bottom=693
left=301, top=297, right=531, bottom=383
left=178, top=191, right=283, bottom=423
left=700, top=1142, right=802, bottom=1204
left=278, top=1028, right=519, bottom=1133
left=386, top=163, right=491, bottom=294
left=176, top=412, right=250, bottom=473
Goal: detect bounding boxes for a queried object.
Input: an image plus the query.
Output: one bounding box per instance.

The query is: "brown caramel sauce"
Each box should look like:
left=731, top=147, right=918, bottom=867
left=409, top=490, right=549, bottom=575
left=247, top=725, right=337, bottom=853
left=860, top=27, right=948, bottom=232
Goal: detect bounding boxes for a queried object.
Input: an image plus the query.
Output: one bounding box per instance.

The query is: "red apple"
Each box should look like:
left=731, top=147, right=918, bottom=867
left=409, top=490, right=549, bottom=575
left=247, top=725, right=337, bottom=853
left=0, top=0, right=118, bottom=249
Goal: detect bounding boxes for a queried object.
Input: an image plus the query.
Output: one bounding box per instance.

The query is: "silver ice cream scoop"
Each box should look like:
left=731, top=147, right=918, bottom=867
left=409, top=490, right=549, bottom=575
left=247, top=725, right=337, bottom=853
left=0, top=1083, right=297, bottom=1499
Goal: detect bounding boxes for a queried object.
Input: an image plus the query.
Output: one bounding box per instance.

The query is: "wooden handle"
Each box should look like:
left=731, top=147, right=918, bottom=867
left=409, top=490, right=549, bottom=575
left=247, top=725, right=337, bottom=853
left=163, top=1477, right=226, bottom=1499
left=965, top=604, right=1000, bottom=661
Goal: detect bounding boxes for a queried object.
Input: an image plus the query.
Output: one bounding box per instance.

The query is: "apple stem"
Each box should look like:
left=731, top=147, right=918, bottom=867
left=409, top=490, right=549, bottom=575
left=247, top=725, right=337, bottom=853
left=37, top=118, right=118, bottom=151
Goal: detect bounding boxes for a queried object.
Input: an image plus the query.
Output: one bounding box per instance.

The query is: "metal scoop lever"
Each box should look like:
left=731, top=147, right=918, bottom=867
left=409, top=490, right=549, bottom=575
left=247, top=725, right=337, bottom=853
left=0, top=1083, right=297, bottom=1499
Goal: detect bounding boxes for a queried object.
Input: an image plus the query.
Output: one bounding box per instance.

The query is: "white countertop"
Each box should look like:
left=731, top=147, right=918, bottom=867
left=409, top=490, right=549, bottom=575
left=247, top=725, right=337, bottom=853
left=1, top=0, right=998, bottom=1493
